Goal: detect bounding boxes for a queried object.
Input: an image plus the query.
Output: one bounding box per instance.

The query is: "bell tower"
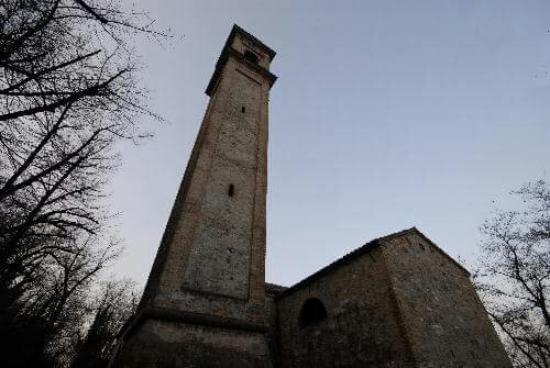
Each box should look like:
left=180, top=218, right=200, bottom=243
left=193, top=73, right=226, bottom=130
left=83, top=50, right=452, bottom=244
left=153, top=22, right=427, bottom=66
left=112, top=25, right=277, bottom=368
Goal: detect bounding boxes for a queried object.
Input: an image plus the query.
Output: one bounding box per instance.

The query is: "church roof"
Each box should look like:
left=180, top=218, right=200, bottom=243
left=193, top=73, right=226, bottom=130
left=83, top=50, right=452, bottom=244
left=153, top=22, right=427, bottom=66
left=276, top=227, right=469, bottom=299
left=265, top=282, right=287, bottom=295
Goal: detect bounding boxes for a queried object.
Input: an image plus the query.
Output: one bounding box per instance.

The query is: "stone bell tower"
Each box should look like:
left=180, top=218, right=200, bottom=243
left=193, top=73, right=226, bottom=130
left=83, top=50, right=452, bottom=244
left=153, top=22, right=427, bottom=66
left=111, top=25, right=277, bottom=367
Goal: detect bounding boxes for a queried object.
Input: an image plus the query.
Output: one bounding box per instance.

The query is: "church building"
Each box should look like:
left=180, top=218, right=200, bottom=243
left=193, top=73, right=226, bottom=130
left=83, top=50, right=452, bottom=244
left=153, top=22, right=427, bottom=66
left=110, top=25, right=512, bottom=368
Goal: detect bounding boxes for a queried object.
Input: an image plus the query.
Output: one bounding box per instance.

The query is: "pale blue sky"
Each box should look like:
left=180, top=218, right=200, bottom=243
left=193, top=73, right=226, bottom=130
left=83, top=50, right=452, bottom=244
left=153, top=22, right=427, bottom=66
left=111, top=0, right=550, bottom=287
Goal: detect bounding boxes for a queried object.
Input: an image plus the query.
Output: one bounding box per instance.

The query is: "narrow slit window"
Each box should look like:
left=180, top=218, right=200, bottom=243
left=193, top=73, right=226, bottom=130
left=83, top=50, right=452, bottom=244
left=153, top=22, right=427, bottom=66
left=241, top=106, right=246, bottom=113
left=228, top=184, right=235, bottom=197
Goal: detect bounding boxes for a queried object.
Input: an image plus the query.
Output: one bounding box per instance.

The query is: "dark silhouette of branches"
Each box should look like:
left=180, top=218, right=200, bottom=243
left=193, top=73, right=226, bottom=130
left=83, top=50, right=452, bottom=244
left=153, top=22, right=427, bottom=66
left=0, top=0, right=169, bottom=366
left=70, top=279, right=139, bottom=368
left=475, top=180, right=550, bottom=368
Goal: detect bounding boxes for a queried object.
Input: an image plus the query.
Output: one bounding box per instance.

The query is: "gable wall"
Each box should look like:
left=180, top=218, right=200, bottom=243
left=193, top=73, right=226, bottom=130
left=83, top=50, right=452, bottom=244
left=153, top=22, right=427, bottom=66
left=381, top=232, right=511, bottom=368
left=275, top=246, right=415, bottom=368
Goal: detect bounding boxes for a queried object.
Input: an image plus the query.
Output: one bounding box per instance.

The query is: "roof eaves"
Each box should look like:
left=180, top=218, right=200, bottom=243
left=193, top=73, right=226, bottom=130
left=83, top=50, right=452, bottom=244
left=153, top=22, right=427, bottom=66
left=275, top=227, right=470, bottom=300
left=275, top=229, right=417, bottom=299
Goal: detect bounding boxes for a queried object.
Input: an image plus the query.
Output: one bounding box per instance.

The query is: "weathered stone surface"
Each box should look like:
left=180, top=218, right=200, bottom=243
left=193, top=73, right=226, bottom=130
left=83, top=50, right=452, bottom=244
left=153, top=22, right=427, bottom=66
left=115, top=319, right=271, bottom=368
left=276, top=245, right=415, bottom=368
left=112, top=25, right=511, bottom=368
left=274, top=229, right=512, bottom=368
left=381, top=231, right=512, bottom=368
left=111, top=25, right=276, bottom=368
left=182, top=70, right=261, bottom=298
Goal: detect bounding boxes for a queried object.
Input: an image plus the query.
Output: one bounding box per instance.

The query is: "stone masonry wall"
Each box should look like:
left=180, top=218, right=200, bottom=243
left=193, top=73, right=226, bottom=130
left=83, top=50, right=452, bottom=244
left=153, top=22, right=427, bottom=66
left=276, top=246, right=415, bottom=368
left=182, top=63, right=262, bottom=300
left=274, top=229, right=511, bottom=368
left=148, top=52, right=271, bottom=325
left=111, top=26, right=276, bottom=368
left=380, top=231, right=512, bottom=368
left=114, top=319, right=271, bottom=368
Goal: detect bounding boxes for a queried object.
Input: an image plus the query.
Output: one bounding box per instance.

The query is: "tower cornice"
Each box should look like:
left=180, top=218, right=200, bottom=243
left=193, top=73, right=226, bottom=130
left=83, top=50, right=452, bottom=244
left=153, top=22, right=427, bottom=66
left=205, top=24, right=277, bottom=96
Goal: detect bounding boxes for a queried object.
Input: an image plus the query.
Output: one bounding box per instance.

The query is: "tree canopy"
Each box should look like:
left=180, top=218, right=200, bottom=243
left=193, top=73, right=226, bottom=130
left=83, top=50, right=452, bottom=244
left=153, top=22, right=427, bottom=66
left=0, top=1, right=168, bottom=366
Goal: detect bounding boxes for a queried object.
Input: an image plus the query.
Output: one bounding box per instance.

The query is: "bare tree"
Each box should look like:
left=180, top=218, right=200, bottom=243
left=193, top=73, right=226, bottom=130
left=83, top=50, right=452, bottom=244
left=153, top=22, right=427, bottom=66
left=476, top=180, right=550, bottom=367
left=0, top=0, right=168, bottom=366
left=70, top=279, right=139, bottom=368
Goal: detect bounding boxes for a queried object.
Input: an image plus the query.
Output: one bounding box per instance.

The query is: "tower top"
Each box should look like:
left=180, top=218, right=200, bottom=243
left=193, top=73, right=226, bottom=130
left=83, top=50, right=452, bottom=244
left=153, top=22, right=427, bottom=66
left=206, top=24, right=277, bottom=96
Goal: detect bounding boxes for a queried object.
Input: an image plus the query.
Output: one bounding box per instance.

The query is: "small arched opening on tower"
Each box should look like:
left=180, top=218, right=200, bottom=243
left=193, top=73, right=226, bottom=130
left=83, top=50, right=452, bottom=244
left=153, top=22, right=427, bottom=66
left=299, top=298, right=327, bottom=328
left=243, top=50, right=259, bottom=65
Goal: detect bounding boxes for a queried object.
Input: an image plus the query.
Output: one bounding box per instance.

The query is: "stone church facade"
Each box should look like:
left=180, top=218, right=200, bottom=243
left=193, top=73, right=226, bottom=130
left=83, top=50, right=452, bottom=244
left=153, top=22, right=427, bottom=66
left=110, top=25, right=512, bottom=368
